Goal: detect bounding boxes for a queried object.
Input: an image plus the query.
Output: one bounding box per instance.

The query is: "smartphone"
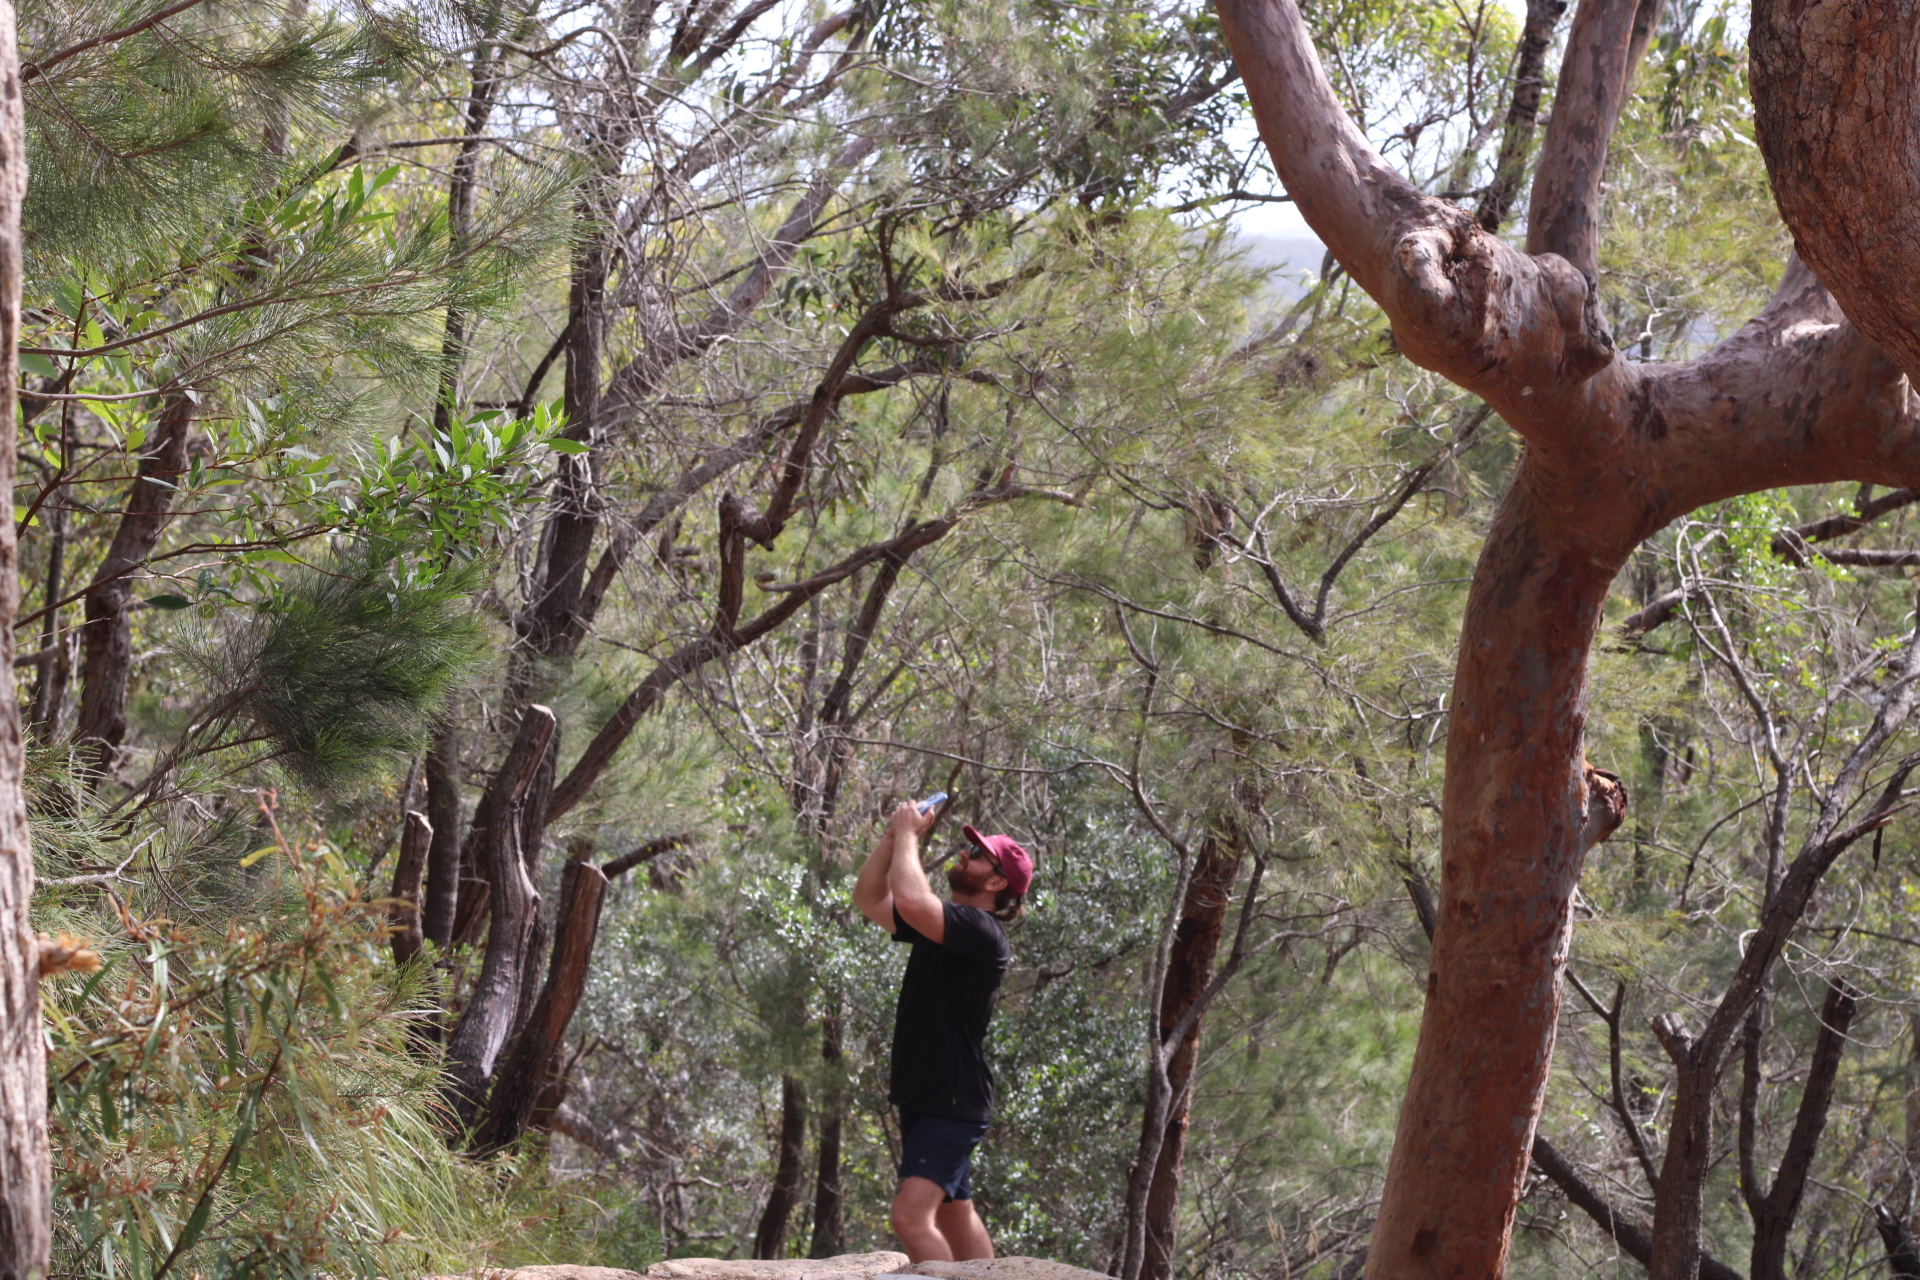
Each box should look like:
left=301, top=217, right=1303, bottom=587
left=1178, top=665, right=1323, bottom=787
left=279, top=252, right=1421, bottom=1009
left=917, top=791, right=948, bottom=815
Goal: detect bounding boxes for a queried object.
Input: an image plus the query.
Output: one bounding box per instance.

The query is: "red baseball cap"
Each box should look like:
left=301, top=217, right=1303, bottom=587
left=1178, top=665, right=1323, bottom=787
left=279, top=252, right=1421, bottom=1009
left=962, top=825, right=1033, bottom=896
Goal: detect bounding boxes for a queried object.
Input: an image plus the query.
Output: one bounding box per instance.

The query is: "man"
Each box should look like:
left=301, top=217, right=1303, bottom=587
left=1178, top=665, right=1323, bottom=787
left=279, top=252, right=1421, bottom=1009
left=852, top=800, right=1034, bottom=1262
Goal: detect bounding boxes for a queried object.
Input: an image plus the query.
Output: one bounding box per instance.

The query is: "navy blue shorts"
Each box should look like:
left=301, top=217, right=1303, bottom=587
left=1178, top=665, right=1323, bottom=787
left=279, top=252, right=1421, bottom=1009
left=898, top=1109, right=989, bottom=1202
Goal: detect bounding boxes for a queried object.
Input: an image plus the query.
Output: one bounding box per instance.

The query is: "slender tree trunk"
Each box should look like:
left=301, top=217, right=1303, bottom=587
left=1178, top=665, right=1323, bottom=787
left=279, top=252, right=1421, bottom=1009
left=1747, top=980, right=1858, bottom=1280
left=1138, top=829, right=1245, bottom=1280
left=27, top=498, right=64, bottom=738
left=1906, top=1013, right=1920, bottom=1234
left=808, top=1015, right=846, bottom=1259
left=754, top=1074, right=809, bottom=1260
left=75, top=392, right=195, bottom=775
left=422, top=724, right=462, bottom=948
left=0, top=9, right=48, bottom=1270
left=389, top=811, right=432, bottom=966
left=431, top=42, right=499, bottom=434
left=1476, top=0, right=1568, bottom=232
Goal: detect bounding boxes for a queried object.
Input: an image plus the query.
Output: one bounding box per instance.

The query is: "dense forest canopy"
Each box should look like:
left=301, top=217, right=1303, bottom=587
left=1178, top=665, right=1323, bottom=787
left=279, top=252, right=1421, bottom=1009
left=0, top=0, right=1918, bottom=1278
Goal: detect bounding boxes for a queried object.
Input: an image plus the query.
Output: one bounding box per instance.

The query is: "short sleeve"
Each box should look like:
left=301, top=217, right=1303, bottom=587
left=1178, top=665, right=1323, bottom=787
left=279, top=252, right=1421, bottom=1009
left=941, top=904, right=1010, bottom=963
left=892, top=906, right=929, bottom=944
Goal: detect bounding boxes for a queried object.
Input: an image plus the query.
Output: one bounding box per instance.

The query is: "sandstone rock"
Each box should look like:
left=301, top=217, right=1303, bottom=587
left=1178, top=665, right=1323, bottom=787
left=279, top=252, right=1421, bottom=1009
left=645, top=1253, right=910, bottom=1280
left=508, top=1268, right=650, bottom=1280
left=902, top=1259, right=1108, bottom=1280
left=428, top=1268, right=647, bottom=1280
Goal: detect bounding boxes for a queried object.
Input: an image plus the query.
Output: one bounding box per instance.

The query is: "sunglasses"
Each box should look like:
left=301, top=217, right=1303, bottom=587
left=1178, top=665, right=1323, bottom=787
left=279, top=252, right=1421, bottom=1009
left=962, top=841, right=1003, bottom=876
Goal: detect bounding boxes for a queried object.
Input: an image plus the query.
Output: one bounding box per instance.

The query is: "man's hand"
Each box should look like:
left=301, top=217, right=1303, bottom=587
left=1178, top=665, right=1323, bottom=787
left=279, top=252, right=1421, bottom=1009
left=891, top=799, right=940, bottom=843
left=889, top=801, right=945, bottom=943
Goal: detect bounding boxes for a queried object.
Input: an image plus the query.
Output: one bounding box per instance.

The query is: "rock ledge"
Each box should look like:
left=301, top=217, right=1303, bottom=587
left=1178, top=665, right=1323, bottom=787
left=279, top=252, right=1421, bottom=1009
left=438, top=1250, right=1107, bottom=1280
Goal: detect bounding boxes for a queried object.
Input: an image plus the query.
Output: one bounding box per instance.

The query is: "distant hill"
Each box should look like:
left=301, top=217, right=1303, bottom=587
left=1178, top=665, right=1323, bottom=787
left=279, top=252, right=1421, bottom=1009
left=1228, top=234, right=1327, bottom=308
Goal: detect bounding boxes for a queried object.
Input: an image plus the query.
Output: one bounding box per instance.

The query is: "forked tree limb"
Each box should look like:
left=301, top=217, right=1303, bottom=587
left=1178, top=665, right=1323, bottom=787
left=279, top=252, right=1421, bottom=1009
left=1216, top=0, right=1920, bottom=1273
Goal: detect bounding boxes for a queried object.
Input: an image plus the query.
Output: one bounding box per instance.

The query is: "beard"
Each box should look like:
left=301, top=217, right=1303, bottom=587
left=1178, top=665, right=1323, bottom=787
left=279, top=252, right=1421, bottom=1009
left=946, top=860, right=996, bottom=895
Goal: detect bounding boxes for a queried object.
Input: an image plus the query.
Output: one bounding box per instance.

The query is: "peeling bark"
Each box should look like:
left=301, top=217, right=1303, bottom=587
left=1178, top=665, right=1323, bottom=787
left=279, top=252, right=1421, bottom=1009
left=0, top=7, right=49, bottom=1270
left=470, top=856, right=609, bottom=1151
left=442, top=705, right=555, bottom=1130
left=1212, top=0, right=1920, bottom=1272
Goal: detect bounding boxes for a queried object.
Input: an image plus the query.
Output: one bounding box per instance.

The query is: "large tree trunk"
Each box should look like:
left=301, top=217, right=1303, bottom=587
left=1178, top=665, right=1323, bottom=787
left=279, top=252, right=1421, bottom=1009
left=75, top=392, right=195, bottom=775
left=1213, top=0, right=1920, bottom=1272
left=754, top=1074, right=809, bottom=1260
left=0, top=7, right=48, bottom=1270
left=1368, top=477, right=1629, bottom=1277
left=1138, top=829, right=1245, bottom=1280
left=1750, top=0, right=1920, bottom=383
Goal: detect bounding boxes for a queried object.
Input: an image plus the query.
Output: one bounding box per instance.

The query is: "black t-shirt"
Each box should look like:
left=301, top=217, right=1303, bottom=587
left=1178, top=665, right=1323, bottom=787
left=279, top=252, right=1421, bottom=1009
left=889, top=902, right=1012, bottom=1123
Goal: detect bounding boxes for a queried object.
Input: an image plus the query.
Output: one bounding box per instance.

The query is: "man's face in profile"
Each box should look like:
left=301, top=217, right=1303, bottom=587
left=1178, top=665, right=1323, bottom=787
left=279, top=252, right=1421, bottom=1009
left=946, top=844, right=1001, bottom=895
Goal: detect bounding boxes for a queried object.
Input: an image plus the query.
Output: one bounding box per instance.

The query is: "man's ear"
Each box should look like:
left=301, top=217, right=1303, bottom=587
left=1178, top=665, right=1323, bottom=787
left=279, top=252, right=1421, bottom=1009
left=985, top=874, right=1007, bottom=894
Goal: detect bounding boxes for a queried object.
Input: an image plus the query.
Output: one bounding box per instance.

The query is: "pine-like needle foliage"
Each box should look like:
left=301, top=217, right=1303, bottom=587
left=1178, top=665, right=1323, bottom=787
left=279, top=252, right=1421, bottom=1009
left=19, top=0, right=403, bottom=267
left=178, top=552, right=488, bottom=789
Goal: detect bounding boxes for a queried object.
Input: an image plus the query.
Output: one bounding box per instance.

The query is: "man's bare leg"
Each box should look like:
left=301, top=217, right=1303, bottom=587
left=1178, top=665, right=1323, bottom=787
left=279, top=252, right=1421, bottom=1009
left=935, top=1199, right=994, bottom=1261
left=891, top=1177, right=953, bottom=1262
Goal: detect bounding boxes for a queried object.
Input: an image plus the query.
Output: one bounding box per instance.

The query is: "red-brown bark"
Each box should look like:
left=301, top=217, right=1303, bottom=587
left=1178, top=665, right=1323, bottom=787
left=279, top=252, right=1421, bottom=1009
left=1213, top=0, right=1920, bottom=1273
left=0, top=7, right=48, bottom=1271
left=1750, top=0, right=1920, bottom=384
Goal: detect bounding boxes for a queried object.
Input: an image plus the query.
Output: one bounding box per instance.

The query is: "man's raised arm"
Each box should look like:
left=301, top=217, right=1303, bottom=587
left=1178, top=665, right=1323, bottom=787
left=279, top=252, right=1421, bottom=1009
left=886, top=802, right=944, bottom=943
left=852, top=821, right=898, bottom=931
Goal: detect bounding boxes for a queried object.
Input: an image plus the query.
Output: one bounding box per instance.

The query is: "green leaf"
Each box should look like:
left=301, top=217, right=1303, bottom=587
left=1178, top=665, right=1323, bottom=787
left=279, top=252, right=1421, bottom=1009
left=548, top=438, right=590, bottom=454
left=147, top=594, right=193, bottom=610
left=19, top=352, right=59, bottom=379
